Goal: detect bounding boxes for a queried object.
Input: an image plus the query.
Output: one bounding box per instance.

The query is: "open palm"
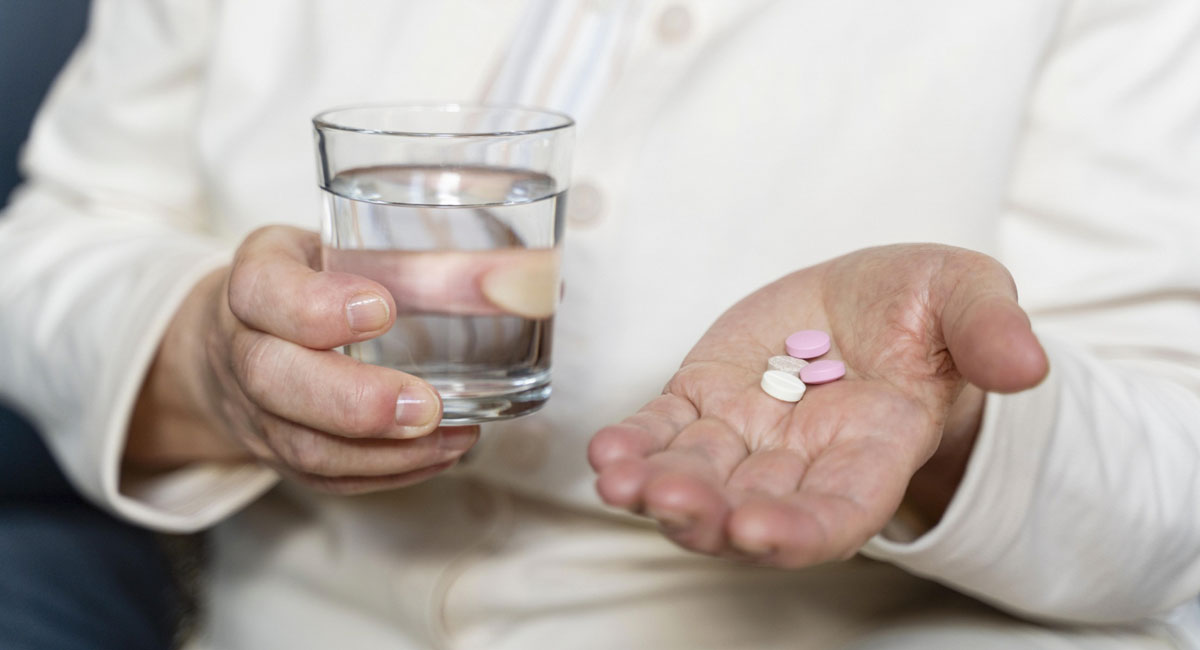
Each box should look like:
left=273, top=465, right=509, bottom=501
left=588, top=244, right=1048, bottom=567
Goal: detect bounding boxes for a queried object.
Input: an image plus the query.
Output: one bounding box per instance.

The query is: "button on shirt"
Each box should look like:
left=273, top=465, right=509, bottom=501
left=566, top=182, right=604, bottom=228
left=656, top=5, right=693, bottom=44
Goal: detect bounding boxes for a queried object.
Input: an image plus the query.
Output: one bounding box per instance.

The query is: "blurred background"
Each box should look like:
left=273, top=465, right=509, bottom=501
left=1, top=3, right=185, bottom=648
left=0, top=0, right=90, bottom=497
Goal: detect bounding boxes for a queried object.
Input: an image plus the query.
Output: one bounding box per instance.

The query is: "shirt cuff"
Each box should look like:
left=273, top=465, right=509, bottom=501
left=117, top=462, right=278, bottom=532
left=859, top=356, right=1056, bottom=592
left=91, top=246, right=278, bottom=533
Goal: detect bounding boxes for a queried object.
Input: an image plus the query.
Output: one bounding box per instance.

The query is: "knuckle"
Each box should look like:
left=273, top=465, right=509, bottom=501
left=336, top=373, right=392, bottom=435
left=295, top=291, right=337, bottom=335
left=231, top=333, right=279, bottom=402
left=240, top=225, right=278, bottom=251
left=260, top=418, right=334, bottom=476
left=666, top=363, right=704, bottom=389
left=664, top=364, right=712, bottom=404
left=284, top=432, right=330, bottom=475
left=227, top=258, right=265, bottom=323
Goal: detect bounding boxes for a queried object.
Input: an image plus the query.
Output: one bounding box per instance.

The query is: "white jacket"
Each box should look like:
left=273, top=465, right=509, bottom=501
left=2, top=0, right=1200, bottom=639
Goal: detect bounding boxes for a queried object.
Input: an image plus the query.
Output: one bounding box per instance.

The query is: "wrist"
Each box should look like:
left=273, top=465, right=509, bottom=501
left=901, top=383, right=986, bottom=528
left=125, top=267, right=251, bottom=470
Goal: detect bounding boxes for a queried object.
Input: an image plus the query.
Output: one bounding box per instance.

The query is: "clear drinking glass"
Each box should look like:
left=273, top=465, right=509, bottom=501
left=313, top=104, right=574, bottom=424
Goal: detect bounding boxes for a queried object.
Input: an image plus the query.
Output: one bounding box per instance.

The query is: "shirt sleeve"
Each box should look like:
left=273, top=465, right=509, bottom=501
left=0, top=0, right=276, bottom=533
left=862, top=0, right=1200, bottom=625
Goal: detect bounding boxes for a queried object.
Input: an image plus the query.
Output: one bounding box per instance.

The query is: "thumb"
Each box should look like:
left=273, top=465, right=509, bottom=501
left=229, top=225, right=399, bottom=349
left=940, top=261, right=1049, bottom=393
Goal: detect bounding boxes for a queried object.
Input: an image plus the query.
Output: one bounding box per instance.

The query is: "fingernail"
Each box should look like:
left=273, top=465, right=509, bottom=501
left=347, top=293, right=390, bottom=334
left=480, top=256, right=559, bottom=319
left=395, top=385, right=439, bottom=435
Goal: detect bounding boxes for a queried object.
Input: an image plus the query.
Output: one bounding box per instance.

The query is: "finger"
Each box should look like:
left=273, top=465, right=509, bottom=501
left=593, top=458, right=654, bottom=510
left=228, top=226, right=397, bottom=349
left=593, top=359, right=780, bottom=478
left=588, top=394, right=699, bottom=471
left=284, top=460, right=461, bottom=496
left=643, top=472, right=732, bottom=553
left=231, top=328, right=441, bottom=439
left=940, top=260, right=1049, bottom=393
left=638, top=418, right=750, bottom=553
left=325, top=247, right=561, bottom=319
left=728, top=435, right=916, bottom=567
left=724, top=448, right=811, bottom=497
left=591, top=394, right=699, bottom=509
left=258, top=413, right=478, bottom=477
left=729, top=492, right=871, bottom=567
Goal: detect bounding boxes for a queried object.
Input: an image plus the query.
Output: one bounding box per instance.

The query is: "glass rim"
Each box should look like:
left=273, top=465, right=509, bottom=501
left=312, top=102, right=575, bottom=138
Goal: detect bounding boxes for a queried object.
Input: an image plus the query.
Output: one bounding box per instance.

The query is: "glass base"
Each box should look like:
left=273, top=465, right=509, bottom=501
left=437, top=382, right=551, bottom=425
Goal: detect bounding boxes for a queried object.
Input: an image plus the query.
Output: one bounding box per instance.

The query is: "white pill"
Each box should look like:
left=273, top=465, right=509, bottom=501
left=761, top=370, right=807, bottom=402
left=767, top=355, right=809, bottom=376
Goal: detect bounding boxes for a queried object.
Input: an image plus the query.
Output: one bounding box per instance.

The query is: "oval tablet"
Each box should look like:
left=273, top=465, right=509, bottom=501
left=785, top=330, right=831, bottom=359
left=767, top=355, right=809, bottom=376
left=799, top=359, right=846, bottom=385
left=761, top=370, right=807, bottom=402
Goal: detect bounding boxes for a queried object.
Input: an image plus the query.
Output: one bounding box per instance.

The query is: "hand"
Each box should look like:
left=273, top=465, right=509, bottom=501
left=126, top=226, right=478, bottom=494
left=588, top=244, right=1048, bottom=566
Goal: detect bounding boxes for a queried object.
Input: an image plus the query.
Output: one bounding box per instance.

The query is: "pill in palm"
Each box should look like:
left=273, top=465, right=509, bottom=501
left=785, top=330, right=831, bottom=359
left=799, top=359, right=846, bottom=384
left=767, top=355, right=809, bottom=376
left=761, top=370, right=807, bottom=402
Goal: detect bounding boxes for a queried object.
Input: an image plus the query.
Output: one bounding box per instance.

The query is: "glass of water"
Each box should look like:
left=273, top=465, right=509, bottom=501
left=313, top=104, right=574, bottom=424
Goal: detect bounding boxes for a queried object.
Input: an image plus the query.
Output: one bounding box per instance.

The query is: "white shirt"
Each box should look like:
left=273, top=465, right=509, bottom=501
left=2, top=0, right=1200, bottom=643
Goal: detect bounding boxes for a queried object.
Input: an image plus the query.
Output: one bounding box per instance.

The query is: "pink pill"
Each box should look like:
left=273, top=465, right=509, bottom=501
left=799, top=359, right=846, bottom=384
left=785, top=330, right=831, bottom=359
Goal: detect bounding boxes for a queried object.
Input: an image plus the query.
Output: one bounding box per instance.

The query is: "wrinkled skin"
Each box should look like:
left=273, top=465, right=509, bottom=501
left=127, top=226, right=480, bottom=493
left=589, top=244, right=1049, bottom=568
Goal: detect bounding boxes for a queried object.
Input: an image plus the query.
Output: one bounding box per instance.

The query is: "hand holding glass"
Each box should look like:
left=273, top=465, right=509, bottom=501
left=314, top=104, right=574, bottom=424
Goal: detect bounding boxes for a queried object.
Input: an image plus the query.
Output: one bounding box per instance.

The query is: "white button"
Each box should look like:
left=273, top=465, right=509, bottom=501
left=656, top=5, right=693, bottom=44
left=568, top=182, right=604, bottom=228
